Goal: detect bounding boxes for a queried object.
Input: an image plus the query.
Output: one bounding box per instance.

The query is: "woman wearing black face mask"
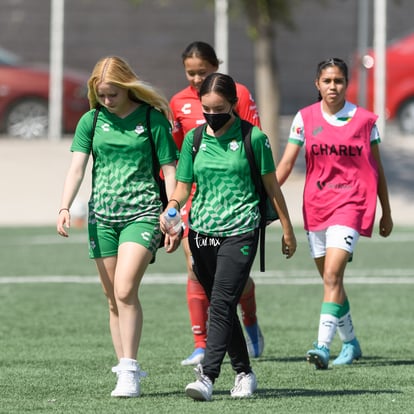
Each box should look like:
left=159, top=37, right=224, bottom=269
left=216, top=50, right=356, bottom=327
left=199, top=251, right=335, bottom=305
left=203, top=110, right=232, bottom=131
left=161, top=72, right=297, bottom=401
left=170, top=42, right=263, bottom=368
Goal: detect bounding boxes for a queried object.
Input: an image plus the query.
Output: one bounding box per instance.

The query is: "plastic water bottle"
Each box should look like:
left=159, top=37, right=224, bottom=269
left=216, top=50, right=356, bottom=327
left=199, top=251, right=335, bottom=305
left=164, top=207, right=182, bottom=234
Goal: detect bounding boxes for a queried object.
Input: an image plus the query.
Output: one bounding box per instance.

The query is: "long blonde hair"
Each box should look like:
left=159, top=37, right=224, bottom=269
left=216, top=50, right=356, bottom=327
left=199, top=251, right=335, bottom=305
left=87, top=56, right=171, bottom=119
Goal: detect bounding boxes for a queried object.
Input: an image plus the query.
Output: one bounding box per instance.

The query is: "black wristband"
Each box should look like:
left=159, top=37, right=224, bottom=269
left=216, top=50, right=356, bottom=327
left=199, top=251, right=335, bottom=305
left=168, top=198, right=180, bottom=210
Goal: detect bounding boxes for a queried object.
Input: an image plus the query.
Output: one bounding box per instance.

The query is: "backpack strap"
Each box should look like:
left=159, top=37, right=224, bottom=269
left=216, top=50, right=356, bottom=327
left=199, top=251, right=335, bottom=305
left=91, top=106, right=100, bottom=137
left=90, top=106, right=101, bottom=158
left=241, top=120, right=268, bottom=272
left=192, top=124, right=205, bottom=161
left=242, top=120, right=266, bottom=227
left=146, top=106, right=158, bottom=176
left=146, top=106, right=168, bottom=208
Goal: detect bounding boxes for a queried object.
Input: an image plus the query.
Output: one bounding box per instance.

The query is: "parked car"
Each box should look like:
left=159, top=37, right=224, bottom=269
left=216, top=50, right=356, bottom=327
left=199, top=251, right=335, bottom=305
left=347, top=32, right=414, bottom=134
left=0, top=46, right=89, bottom=139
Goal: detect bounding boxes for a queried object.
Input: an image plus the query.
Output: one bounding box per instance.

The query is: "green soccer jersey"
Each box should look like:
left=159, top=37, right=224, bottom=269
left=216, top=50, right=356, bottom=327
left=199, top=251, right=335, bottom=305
left=176, top=117, right=275, bottom=237
left=71, top=104, right=178, bottom=225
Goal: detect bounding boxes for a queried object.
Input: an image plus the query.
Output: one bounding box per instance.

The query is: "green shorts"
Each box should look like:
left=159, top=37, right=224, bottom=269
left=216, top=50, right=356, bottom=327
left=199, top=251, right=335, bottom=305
left=88, top=219, right=162, bottom=259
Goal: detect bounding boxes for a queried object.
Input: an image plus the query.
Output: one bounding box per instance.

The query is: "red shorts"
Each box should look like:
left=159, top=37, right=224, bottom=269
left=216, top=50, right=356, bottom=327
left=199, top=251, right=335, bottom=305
left=181, top=184, right=196, bottom=238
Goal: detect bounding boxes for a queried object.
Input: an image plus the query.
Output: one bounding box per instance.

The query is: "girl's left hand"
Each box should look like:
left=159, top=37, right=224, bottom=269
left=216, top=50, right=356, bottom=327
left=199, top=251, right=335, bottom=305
left=379, top=214, right=393, bottom=237
left=163, top=230, right=182, bottom=253
left=282, top=233, right=297, bottom=259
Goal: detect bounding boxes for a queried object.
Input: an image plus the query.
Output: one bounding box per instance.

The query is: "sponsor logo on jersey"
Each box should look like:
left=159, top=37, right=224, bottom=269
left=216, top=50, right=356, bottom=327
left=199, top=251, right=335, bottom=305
left=181, top=103, right=192, bottom=115
left=135, top=124, right=145, bottom=135
left=311, top=144, right=363, bottom=156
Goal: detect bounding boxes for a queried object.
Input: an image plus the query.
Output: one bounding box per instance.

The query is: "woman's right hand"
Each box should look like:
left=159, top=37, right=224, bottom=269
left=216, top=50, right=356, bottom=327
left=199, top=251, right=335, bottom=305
left=57, top=210, right=70, bottom=237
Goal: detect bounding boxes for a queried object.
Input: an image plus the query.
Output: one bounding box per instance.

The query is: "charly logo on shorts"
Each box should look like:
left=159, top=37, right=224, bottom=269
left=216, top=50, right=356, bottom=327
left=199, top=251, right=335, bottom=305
left=240, top=245, right=250, bottom=256
left=141, top=231, right=150, bottom=241
left=344, top=235, right=354, bottom=246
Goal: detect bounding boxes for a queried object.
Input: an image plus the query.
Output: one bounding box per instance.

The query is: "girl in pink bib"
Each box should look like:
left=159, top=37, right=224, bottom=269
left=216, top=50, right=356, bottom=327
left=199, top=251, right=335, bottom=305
left=277, top=57, right=393, bottom=369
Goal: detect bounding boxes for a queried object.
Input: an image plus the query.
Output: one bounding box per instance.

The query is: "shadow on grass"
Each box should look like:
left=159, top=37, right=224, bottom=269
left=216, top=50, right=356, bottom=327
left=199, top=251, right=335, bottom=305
left=356, top=356, right=414, bottom=367
left=255, top=388, right=403, bottom=398
left=141, top=387, right=402, bottom=400
left=252, top=356, right=307, bottom=363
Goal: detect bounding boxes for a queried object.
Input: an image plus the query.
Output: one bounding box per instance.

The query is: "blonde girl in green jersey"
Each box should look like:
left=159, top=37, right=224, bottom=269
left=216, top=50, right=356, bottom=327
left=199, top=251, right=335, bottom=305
left=57, top=56, right=179, bottom=398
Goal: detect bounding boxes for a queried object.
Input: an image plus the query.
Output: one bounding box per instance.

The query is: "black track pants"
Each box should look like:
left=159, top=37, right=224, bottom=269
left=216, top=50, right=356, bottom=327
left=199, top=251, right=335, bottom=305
left=188, top=228, right=259, bottom=381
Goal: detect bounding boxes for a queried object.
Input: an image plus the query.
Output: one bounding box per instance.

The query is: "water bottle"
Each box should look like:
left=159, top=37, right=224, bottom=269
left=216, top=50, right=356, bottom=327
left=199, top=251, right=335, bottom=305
left=164, top=207, right=182, bottom=234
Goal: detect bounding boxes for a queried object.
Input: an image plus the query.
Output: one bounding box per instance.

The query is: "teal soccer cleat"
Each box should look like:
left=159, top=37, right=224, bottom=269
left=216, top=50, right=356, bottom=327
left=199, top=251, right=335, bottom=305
left=306, top=343, right=330, bottom=369
left=333, top=338, right=362, bottom=365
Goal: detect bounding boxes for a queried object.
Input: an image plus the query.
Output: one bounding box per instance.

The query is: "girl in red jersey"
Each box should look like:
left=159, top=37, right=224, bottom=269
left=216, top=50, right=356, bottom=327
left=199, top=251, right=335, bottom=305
left=170, top=41, right=263, bottom=365
left=277, top=58, right=393, bottom=369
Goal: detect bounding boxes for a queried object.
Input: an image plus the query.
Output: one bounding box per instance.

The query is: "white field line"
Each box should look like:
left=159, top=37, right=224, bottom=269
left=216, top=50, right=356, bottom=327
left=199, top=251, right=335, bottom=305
left=2, top=232, right=413, bottom=284
left=1, top=269, right=414, bottom=285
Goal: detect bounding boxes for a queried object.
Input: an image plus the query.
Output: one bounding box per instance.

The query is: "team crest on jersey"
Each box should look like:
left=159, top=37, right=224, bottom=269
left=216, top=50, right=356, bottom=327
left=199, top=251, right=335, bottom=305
left=265, top=138, right=271, bottom=149
left=200, top=143, right=207, bottom=151
left=229, top=140, right=239, bottom=151
left=135, top=124, right=145, bottom=135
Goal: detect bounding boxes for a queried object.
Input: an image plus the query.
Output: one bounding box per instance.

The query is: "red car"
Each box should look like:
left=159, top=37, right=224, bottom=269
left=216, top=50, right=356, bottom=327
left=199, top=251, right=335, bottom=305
left=0, top=47, right=89, bottom=139
left=347, top=32, right=414, bottom=134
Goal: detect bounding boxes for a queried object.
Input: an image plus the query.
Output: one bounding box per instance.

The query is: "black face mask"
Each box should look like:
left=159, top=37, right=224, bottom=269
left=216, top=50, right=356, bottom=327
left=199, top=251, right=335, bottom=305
left=203, top=112, right=231, bottom=132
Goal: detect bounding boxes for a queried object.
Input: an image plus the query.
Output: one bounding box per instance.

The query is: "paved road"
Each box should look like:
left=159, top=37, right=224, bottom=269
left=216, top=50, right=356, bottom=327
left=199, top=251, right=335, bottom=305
left=0, top=119, right=412, bottom=227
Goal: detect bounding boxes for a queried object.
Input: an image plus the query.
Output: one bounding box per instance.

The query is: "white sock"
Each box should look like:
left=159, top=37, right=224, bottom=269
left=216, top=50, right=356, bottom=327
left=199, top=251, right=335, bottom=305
left=118, top=358, right=138, bottom=371
left=317, top=314, right=338, bottom=348
left=336, top=311, right=356, bottom=343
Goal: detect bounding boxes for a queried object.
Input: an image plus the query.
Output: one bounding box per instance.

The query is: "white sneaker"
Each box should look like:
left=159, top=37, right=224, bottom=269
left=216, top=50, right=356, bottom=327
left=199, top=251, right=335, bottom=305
left=230, top=371, right=257, bottom=398
left=111, top=358, right=145, bottom=398
left=185, top=364, right=213, bottom=401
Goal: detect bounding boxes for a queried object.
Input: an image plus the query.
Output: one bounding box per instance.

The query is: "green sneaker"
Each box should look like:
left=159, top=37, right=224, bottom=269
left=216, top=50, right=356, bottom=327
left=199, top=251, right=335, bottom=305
left=306, top=343, right=330, bottom=369
left=333, top=338, right=362, bottom=365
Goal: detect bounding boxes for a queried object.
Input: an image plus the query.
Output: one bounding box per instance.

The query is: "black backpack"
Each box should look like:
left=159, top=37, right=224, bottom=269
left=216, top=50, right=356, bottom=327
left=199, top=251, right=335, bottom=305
left=192, top=120, right=278, bottom=272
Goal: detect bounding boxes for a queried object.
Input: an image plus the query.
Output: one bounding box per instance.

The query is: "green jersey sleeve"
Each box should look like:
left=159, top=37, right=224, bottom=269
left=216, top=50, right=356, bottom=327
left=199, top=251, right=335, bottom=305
left=70, top=110, right=95, bottom=154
